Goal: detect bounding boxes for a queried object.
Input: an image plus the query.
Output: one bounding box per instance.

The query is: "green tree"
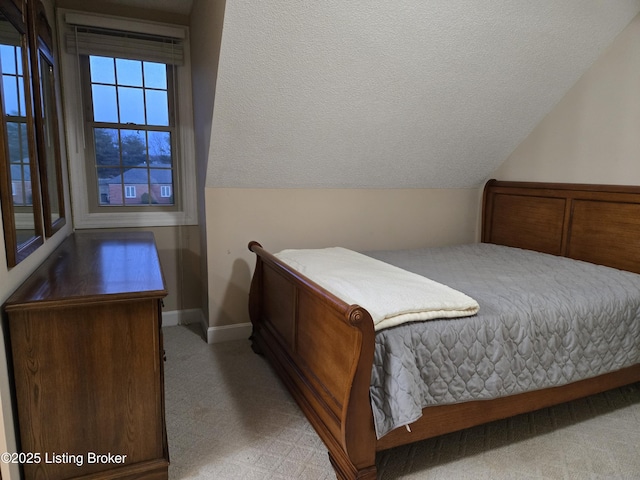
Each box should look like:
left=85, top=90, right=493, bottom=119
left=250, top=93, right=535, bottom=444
left=121, top=131, right=147, bottom=168
left=5, top=120, right=27, bottom=163
left=94, top=128, right=120, bottom=178
left=94, top=129, right=147, bottom=179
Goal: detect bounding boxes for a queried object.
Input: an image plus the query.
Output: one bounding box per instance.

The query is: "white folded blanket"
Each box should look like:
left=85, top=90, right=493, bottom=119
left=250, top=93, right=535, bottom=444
left=275, top=247, right=479, bottom=331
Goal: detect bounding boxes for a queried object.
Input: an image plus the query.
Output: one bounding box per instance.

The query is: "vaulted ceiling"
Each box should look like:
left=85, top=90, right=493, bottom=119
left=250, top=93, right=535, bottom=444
left=102, top=1, right=640, bottom=189
left=205, top=1, right=640, bottom=189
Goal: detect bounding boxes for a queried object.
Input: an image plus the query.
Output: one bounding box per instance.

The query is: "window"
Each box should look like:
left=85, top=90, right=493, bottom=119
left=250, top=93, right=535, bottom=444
left=58, top=10, right=197, bottom=228
left=1, top=42, right=31, bottom=207
left=84, top=55, right=174, bottom=207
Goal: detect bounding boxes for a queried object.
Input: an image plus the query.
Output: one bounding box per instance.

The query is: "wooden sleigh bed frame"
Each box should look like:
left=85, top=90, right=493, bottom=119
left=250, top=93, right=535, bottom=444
left=247, top=179, right=640, bottom=479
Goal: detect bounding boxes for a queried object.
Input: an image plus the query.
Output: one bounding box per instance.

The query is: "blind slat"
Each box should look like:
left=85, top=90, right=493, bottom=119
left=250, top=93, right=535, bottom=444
left=65, top=12, right=185, bottom=40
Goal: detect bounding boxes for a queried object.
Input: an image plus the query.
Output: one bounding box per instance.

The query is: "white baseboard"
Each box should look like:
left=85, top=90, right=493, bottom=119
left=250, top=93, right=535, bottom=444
left=205, top=322, right=253, bottom=344
left=162, top=309, right=252, bottom=344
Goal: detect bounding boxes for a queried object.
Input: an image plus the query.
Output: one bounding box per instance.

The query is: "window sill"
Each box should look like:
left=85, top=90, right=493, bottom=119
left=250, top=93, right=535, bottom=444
left=72, top=209, right=198, bottom=229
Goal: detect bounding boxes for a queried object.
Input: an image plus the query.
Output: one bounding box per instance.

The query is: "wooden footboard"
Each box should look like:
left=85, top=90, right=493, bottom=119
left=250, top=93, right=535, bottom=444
left=248, top=241, right=378, bottom=479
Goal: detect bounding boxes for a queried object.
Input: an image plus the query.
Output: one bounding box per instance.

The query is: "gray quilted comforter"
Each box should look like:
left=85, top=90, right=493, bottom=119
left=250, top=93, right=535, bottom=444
left=365, top=243, right=640, bottom=438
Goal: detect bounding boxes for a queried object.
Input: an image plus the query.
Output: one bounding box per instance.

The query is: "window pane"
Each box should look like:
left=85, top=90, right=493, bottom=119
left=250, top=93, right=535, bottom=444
left=2, top=75, right=18, bottom=115
left=97, top=167, right=122, bottom=205
left=120, top=129, right=147, bottom=167
left=6, top=122, right=20, bottom=162
left=17, top=164, right=30, bottom=205
left=145, top=90, right=169, bottom=126
left=18, top=76, right=25, bottom=115
left=0, top=45, right=16, bottom=74
left=118, top=87, right=144, bottom=124
left=1, top=46, right=26, bottom=116
left=10, top=163, right=22, bottom=182
left=5, top=122, right=28, bottom=164
left=116, top=59, right=143, bottom=87
left=9, top=166, right=19, bottom=203
left=24, top=165, right=32, bottom=205
left=147, top=131, right=171, bottom=165
left=92, top=85, right=118, bottom=122
left=143, top=62, right=167, bottom=89
left=150, top=168, right=173, bottom=205
left=125, top=185, right=137, bottom=198
left=15, top=46, right=22, bottom=75
left=20, top=122, right=28, bottom=160
left=122, top=167, right=148, bottom=204
left=90, top=56, right=115, bottom=84
left=94, top=128, right=120, bottom=166
left=10, top=165, right=22, bottom=205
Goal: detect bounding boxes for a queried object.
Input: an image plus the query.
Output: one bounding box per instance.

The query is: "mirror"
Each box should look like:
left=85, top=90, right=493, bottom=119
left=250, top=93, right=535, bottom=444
left=37, top=51, right=64, bottom=234
left=0, top=4, right=44, bottom=267
left=32, top=0, right=65, bottom=236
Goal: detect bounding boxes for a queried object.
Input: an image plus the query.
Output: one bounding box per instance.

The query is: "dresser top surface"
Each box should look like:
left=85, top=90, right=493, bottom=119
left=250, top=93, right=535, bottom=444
left=4, top=231, right=167, bottom=309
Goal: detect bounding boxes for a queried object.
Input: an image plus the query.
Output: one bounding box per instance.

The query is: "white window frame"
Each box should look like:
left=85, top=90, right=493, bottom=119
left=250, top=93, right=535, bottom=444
left=160, top=185, right=171, bottom=198
left=57, top=9, right=197, bottom=228
left=124, top=185, right=136, bottom=198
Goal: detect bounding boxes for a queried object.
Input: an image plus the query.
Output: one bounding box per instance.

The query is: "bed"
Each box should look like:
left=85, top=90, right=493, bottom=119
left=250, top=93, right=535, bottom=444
left=247, top=179, right=640, bottom=480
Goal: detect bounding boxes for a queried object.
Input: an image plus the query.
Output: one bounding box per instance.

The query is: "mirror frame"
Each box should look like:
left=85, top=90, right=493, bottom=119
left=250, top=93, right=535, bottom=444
left=29, top=0, right=65, bottom=237
left=0, top=0, right=44, bottom=267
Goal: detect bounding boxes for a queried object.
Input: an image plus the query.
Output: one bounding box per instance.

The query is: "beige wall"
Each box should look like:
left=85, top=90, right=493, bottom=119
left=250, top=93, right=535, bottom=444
left=190, top=0, right=227, bottom=321
left=204, top=187, right=481, bottom=327
left=494, top=14, right=640, bottom=185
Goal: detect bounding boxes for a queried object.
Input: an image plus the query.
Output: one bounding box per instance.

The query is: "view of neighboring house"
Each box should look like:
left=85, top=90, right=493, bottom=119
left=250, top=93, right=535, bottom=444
left=99, top=162, right=173, bottom=205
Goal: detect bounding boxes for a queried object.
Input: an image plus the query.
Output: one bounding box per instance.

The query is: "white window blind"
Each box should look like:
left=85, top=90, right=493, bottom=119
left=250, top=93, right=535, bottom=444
left=63, top=12, right=184, bottom=66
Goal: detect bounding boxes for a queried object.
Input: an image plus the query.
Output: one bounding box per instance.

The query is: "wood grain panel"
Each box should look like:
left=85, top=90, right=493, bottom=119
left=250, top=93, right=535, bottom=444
left=263, top=266, right=296, bottom=349
left=3, top=232, right=168, bottom=480
left=296, top=290, right=354, bottom=415
left=4, top=232, right=166, bottom=306
left=569, top=199, right=640, bottom=273
left=486, top=193, right=566, bottom=254
left=9, top=301, right=163, bottom=480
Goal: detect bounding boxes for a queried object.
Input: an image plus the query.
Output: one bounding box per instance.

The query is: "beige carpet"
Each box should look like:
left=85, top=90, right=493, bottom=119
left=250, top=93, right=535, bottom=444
left=163, top=325, right=640, bottom=480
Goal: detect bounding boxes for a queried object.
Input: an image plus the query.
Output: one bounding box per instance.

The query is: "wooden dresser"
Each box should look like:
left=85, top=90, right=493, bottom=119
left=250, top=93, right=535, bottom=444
left=2, top=232, right=169, bottom=480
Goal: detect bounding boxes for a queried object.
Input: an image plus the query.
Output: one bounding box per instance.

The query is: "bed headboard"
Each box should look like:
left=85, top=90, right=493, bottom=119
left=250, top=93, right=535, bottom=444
left=482, top=179, right=640, bottom=274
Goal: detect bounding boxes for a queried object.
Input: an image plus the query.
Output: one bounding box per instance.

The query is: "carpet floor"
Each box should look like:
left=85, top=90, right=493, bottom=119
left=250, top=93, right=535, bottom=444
left=163, top=325, right=640, bottom=480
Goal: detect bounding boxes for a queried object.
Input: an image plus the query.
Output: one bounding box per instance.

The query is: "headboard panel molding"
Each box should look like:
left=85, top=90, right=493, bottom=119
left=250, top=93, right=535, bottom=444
left=482, top=179, right=640, bottom=274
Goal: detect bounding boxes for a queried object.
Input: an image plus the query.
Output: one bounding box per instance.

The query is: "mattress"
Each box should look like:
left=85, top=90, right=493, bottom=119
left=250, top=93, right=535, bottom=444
left=365, top=243, right=640, bottom=439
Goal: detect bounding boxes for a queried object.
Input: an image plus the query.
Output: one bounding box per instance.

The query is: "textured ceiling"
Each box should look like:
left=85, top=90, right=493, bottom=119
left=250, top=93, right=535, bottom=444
left=208, top=1, right=640, bottom=189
